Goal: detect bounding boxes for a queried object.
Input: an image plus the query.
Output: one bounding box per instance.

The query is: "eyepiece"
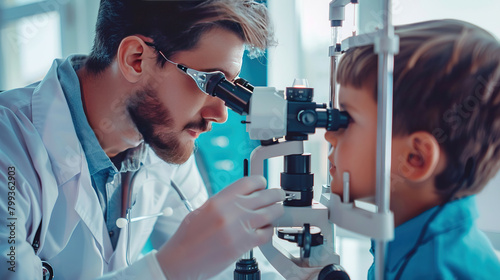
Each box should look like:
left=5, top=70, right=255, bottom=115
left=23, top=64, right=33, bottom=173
left=326, top=109, right=349, bottom=131
left=205, top=74, right=253, bottom=115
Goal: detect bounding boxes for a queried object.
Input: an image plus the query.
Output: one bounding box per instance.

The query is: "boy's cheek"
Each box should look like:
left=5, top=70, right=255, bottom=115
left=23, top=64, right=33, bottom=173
left=329, top=177, right=344, bottom=196
left=350, top=171, right=378, bottom=200
left=330, top=165, right=378, bottom=200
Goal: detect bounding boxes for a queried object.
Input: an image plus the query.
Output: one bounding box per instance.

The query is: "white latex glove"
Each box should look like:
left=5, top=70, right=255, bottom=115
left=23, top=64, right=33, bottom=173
left=156, top=175, right=285, bottom=280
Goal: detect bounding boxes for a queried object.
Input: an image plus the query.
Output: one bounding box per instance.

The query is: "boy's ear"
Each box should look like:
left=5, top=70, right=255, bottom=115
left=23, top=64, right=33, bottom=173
left=399, top=131, right=441, bottom=182
left=116, top=36, right=149, bottom=83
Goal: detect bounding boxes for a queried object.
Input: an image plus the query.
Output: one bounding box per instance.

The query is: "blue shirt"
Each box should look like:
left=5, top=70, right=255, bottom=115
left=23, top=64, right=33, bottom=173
left=57, top=56, right=117, bottom=207
left=57, top=55, right=145, bottom=248
left=368, top=195, right=500, bottom=279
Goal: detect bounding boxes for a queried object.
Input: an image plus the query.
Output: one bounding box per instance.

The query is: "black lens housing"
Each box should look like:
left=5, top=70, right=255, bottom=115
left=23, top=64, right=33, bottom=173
left=281, top=154, right=314, bottom=206
left=205, top=74, right=252, bottom=115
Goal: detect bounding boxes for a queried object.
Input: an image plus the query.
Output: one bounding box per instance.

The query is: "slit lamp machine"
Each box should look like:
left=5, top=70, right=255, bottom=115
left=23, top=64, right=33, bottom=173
left=182, top=0, right=399, bottom=279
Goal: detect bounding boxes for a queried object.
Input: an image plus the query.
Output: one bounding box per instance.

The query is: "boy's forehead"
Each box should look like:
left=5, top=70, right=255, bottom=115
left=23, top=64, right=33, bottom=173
left=338, top=85, right=376, bottom=111
left=338, top=86, right=360, bottom=105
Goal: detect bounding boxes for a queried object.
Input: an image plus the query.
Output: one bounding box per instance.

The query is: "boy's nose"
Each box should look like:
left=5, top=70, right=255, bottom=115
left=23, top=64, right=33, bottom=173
left=324, top=131, right=338, bottom=147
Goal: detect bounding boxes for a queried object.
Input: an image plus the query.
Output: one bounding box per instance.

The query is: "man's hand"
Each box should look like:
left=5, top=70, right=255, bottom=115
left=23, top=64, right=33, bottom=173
left=155, top=175, right=285, bottom=280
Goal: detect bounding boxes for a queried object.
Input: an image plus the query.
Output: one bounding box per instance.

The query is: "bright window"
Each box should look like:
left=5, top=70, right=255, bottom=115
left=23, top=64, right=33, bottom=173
left=3, top=0, right=45, bottom=8
left=1, top=11, right=61, bottom=89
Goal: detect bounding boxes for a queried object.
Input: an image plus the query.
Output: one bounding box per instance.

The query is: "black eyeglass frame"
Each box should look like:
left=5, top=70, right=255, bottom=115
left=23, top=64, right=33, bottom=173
left=145, top=42, right=227, bottom=95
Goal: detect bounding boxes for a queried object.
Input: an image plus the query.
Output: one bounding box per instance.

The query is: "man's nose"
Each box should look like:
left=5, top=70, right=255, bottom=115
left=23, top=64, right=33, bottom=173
left=201, top=96, right=228, bottom=124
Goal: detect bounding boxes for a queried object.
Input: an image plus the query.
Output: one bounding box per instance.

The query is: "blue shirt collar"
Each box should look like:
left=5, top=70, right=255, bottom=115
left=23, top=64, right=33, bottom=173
left=371, top=195, right=478, bottom=272
left=56, top=55, right=116, bottom=176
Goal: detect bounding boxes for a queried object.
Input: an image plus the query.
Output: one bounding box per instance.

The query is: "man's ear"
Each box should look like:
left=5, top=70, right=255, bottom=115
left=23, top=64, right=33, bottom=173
left=116, top=36, right=149, bottom=83
left=399, top=131, right=441, bottom=182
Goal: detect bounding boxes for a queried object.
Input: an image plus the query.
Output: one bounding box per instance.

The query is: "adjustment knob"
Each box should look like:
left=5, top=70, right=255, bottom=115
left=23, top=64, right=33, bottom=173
left=298, top=110, right=317, bottom=126
left=318, top=264, right=350, bottom=280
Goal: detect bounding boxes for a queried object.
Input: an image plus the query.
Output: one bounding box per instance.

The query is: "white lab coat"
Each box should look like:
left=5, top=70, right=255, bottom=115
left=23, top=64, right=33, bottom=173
left=0, top=59, right=283, bottom=280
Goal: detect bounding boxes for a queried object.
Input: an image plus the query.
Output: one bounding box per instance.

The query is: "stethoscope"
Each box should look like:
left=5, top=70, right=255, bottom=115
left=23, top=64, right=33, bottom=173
left=31, top=219, right=54, bottom=280
left=115, top=170, right=194, bottom=266
left=31, top=170, right=195, bottom=277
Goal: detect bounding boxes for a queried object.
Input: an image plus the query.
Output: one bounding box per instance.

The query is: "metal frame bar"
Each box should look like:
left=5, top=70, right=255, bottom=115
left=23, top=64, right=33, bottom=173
left=331, top=1, right=398, bottom=279
left=374, top=1, right=397, bottom=279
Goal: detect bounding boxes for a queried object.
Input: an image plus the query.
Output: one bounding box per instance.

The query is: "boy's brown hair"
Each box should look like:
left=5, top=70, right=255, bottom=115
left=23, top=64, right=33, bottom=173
left=337, top=19, right=500, bottom=199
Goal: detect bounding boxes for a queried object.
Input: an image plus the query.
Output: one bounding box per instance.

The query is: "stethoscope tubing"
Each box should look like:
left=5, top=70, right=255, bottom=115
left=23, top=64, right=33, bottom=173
left=123, top=170, right=194, bottom=265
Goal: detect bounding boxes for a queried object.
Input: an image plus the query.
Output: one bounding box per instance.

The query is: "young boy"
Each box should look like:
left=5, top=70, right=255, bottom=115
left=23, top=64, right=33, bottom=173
left=325, top=19, right=500, bottom=279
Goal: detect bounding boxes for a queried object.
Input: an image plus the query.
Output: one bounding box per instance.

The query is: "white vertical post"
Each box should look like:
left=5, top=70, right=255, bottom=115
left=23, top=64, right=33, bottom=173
left=374, top=0, right=396, bottom=280
left=356, top=0, right=397, bottom=279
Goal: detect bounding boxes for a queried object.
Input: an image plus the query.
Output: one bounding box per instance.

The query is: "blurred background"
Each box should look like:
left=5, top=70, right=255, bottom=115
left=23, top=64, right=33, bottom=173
left=1, top=0, right=499, bottom=279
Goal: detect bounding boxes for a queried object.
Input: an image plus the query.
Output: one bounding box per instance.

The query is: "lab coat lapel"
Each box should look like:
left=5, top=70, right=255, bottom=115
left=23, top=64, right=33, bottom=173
left=32, top=59, right=113, bottom=262
left=74, top=163, right=113, bottom=262
left=32, top=59, right=81, bottom=186
left=31, top=59, right=77, bottom=258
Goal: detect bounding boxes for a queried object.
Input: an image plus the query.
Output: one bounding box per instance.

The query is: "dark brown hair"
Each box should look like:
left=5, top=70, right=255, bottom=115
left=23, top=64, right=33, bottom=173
left=86, top=0, right=274, bottom=73
left=337, top=19, right=500, bottom=199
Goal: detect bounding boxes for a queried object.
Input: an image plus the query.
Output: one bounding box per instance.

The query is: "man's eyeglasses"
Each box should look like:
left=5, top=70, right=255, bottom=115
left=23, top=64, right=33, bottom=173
left=144, top=41, right=254, bottom=115
left=145, top=42, right=226, bottom=95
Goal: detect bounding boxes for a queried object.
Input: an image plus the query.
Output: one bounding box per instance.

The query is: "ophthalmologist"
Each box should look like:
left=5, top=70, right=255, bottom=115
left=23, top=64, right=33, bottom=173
left=0, top=1, right=286, bottom=279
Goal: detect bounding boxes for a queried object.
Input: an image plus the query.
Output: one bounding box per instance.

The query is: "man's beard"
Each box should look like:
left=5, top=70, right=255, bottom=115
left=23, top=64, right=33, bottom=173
left=127, top=87, right=209, bottom=164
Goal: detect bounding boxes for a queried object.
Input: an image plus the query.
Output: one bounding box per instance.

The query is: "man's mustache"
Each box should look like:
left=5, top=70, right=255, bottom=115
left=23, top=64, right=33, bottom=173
left=184, top=119, right=210, bottom=132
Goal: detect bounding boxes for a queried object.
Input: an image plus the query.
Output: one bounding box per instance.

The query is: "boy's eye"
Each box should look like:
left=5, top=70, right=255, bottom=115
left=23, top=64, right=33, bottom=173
left=342, top=111, right=350, bottom=118
left=341, top=111, right=353, bottom=124
left=331, top=111, right=350, bottom=133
